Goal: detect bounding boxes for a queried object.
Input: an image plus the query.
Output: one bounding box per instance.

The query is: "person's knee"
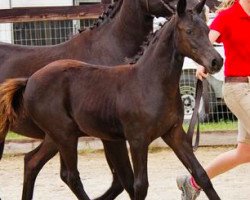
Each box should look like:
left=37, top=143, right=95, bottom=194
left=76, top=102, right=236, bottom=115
left=236, top=143, right=250, bottom=163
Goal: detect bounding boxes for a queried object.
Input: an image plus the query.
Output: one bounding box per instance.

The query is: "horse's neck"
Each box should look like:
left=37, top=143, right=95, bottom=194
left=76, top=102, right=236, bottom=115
left=137, top=20, right=184, bottom=88
left=113, top=0, right=153, bottom=39
left=71, top=0, right=153, bottom=59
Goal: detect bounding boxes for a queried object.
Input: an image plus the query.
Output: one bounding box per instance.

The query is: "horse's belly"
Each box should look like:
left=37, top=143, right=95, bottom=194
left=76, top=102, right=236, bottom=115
left=77, top=119, right=125, bottom=141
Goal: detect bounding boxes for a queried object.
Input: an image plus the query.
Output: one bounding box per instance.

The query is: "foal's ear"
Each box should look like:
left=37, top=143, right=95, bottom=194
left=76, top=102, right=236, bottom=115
left=195, top=0, right=207, bottom=14
left=177, top=0, right=187, bottom=17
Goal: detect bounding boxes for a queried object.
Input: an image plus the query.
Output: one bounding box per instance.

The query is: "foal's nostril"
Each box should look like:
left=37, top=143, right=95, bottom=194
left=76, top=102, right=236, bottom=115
left=211, top=59, right=217, bottom=67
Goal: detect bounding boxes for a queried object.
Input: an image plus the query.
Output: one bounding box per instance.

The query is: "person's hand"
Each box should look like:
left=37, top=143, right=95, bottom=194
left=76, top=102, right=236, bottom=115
left=196, top=65, right=208, bottom=80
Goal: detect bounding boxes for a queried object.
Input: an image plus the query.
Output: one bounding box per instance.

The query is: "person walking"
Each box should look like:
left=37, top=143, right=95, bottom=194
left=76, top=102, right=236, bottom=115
left=176, top=0, right=250, bottom=199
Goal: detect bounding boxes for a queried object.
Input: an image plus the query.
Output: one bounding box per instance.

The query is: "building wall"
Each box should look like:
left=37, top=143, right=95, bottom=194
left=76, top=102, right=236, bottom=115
left=1, top=0, right=11, bottom=9
left=11, top=0, right=73, bottom=8
left=0, top=0, right=104, bottom=9
left=78, top=0, right=101, bottom=2
left=0, top=0, right=74, bottom=43
left=0, top=0, right=11, bottom=43
left=0, top=0, right=102, bottom=43
left=10, top=0, right=102, bottom=7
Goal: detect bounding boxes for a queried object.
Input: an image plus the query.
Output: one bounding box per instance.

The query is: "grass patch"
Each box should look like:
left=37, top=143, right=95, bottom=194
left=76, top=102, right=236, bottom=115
left=78, top=149, right=104, bottom=155
left=6, top=132, right=31, bottom=141
left=148, top=146, right=169, bottom=153
left=183, top=121, right=237, bottom=132
left=5, top=121, right=237, bottom=141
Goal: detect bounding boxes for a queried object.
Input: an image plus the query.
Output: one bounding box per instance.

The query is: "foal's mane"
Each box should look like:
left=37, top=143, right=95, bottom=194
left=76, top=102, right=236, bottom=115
left=78, top=0, right=123, bottom=33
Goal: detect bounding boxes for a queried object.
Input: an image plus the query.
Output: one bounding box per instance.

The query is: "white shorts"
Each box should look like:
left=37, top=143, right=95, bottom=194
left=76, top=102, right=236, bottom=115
left=223, top=82, right=250, bottom=144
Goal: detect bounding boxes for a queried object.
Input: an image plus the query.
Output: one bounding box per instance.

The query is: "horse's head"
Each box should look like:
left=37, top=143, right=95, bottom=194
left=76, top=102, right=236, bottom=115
left=139, top=0, right=203, bottom=18
left=174, top=0, right=223, bottom=74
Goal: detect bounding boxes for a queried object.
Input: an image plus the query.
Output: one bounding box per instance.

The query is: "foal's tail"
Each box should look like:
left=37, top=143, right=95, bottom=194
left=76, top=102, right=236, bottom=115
left=0, top=78, right=28, bottom=160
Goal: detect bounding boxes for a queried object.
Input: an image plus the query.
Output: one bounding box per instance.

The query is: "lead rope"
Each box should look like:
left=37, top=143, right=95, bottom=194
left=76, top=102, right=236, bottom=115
left=187, top=79, right=203, bottom=151
left=202, top=79, right=210, bottom=114
left=145, top=0, right=150, bottom=12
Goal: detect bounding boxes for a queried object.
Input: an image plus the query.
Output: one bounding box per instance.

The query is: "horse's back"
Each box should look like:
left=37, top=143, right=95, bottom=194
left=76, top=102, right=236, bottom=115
left=25, top=59, right=125, bottom=99
left=0, top=42, right=70, bottom=82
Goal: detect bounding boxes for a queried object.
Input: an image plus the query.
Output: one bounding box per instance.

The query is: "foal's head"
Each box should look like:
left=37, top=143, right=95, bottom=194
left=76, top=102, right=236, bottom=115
left=174, top=0, right=223, bottom=73
left=138, top=0, right=201, bottom=18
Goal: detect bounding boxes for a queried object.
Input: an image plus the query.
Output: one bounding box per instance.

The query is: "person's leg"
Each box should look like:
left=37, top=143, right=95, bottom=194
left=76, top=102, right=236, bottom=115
left=205, top=82, right=250, bottom=179
left=177, top=142, right=250, bottom=200
left=197, top=82, right=250, bottom=182
left=177, top=82, right=250, bottom=199
left=206, top=142, right=250, bottom=179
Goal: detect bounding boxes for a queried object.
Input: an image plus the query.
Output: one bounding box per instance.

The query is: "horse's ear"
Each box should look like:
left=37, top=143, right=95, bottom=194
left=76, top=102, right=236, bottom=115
left=177, top=0, right=187, bottom=17
left=195, top=0, right=207, bottom=14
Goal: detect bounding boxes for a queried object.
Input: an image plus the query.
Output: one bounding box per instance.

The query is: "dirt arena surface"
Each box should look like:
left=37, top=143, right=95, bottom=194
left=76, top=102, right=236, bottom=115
left=0, top=146, right=250, bottom=200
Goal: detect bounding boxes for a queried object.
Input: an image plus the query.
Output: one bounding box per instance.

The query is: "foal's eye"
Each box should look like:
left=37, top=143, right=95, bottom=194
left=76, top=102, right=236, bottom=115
left=186, top=29, right=192, bottom=35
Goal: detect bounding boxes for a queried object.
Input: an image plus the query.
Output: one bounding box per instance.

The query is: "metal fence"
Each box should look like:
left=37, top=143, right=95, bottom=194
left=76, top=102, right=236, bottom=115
left=0, top=16, right=236, bottom=124
left=11, top=19, right=97, bottom=45
left=180, top=69, right=236, bottom=123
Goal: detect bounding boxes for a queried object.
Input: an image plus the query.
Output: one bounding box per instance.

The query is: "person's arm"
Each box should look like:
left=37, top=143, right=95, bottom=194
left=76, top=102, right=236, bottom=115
left=196, top=30, right=221, bottom=80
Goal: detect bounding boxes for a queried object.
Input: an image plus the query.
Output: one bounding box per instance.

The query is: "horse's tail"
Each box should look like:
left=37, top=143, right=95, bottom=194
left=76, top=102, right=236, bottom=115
left=0, top=78, right=28, bottom=160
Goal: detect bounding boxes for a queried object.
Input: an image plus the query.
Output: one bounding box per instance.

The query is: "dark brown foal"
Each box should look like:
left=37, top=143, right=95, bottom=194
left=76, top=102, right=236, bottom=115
left=0, top=0, right=223, bottom=199
left=0, top=0, right=202, bottom=199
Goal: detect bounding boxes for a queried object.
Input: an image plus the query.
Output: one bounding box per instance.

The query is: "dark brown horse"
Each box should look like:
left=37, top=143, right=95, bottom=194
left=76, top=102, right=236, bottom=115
left=0, top=0, right=201, bottom=199
left=0, top=0, right=223, bottom=199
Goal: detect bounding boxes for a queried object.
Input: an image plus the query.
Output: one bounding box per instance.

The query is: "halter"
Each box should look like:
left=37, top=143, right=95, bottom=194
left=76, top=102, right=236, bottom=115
left=160, top=0, right=175, bottom=15
left=145, top=0, right=175, bottom=15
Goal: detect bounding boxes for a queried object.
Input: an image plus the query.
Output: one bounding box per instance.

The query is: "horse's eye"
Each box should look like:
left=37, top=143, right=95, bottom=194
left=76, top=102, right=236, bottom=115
left=186, top=29, right=192, bottom=35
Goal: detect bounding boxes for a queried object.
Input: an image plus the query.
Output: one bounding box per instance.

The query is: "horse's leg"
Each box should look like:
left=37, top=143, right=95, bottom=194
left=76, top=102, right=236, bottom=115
left=161, top=126, right=220, bottom=200
left=58, top=132, right=90, bottom=200
left=0, top=140, right=5, bottom=159
left=53, top=132, right=90, bottom=200
left=128, top=139, right=149, bottom=200
left=22, top=135, right=58, bottom=200
left=94, top=140, right=134, bottom=200
left=31, top=105, right=90, bottom=200
left=59, top=152, right=69, bottom=185
left=0, top=128, right=9, bottom=159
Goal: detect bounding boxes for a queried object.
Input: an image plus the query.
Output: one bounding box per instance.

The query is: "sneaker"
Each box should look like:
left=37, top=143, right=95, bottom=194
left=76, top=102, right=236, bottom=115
left=176, top=175, right=200, bottom=200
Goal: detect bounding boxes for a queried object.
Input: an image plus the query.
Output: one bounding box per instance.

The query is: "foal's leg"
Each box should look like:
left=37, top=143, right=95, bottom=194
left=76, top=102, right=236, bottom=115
left=128, top=139, right=149, bottom=200
left=22, top=135, right=58, bottom=200
left=161, top=126, right=220, bottom=200
left=94, top=140, right=134, bottom=200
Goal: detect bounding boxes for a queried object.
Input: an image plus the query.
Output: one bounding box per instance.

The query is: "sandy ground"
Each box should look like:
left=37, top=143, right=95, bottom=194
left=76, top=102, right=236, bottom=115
left=0, top=146, right=250, bottom=200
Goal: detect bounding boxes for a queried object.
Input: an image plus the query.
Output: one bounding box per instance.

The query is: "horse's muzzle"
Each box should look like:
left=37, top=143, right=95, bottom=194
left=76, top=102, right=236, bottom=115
left=209, top=56, right=224, bottom=74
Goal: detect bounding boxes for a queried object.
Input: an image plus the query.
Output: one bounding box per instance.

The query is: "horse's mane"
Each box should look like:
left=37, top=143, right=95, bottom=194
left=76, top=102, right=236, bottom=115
left=127, top=19, right=171, bottom=65
left=78, top=0, right=123, bottom=33
left=126, top=30, right=156, bottom=64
